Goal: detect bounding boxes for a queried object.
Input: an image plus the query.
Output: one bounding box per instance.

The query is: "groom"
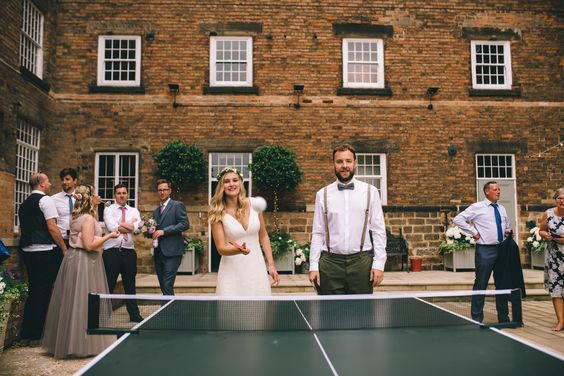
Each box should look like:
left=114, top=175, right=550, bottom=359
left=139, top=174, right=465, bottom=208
left=152, top=179, right=189, bottom=295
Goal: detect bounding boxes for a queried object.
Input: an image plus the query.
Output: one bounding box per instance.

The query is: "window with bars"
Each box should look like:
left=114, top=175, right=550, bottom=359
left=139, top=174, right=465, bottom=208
left=210, top=37, right=253, bottom=87
left=355, top=153, right=387, bottom=204
left=14, top=118, right=41, bottom=230
left=97, top=36, right=141, bottom=86
left=343, top=39, right=384, bottom=88
left=475, top=154, right=514, bottom=179
left=210, top=153, right=251, bottom=181
left=471, top=41, right=512, bottom=89
left=20, top=0, right=44, bottom=78
left=95, top=153, right=139, bottom=218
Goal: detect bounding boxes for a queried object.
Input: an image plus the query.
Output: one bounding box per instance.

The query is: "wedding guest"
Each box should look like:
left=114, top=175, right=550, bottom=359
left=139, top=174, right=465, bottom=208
left=539, top=187, right=564, bottom=331
left=103, top=184, right=143, bottom=322
left=209, top=167, right=279, bottom=295
left=309, top=144, right=387, bottom=294
left=152, top=179, right=189, bottom=295
left=453, top=181, right=512, bottom=323
left=18, top=172, right=67, bottom=343
left=42, top=184, right=120, bottom=358
left=52, top=168, right=78, bottom=249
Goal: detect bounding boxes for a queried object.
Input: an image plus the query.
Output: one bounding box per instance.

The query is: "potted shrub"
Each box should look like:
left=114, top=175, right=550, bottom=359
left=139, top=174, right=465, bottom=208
left=249, top=145, right=303, bottom=232
left=153, top=140, right=207, bottom=192
left=525, top=226, right=545, bottom=269
left=0, top=267, right=28, bottom=352
left=439, top=225, right=476, bottom=272
left=269, top=231, right=297, bottom=273
left=178, top=237, right=204, bottom=274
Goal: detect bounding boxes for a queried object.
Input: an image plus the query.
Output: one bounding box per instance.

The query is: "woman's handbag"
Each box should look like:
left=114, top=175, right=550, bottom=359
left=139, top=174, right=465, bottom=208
left=0, top=238, right=10, bottom=262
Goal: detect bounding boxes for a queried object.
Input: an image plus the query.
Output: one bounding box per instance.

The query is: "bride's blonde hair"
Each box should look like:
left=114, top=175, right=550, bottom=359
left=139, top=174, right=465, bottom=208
left=208, top=167, right=248, bottom=224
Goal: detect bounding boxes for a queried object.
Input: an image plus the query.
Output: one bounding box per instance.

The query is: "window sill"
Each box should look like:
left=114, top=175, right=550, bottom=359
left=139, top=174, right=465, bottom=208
left=203, top=86, right=259, bottom=95
left=469, top=89, right=521, bottom=97
left=336, top=87, right=392, bottom=96
left=88, top=85, right=146, bottom=94
left=20, top=67, right=50, bottom=92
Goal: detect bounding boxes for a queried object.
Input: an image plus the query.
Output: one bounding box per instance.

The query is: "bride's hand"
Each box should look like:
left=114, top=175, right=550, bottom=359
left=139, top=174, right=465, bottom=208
left=240, top=242, right=250, bottom=255
left=268, top=264, right=280, bottom=286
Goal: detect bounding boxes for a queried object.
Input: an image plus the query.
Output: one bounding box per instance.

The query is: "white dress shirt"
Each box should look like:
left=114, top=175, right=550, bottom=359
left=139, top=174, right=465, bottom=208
left=52, top=190, right=75, bottom=239
left=453, top=198, right=511, bottom=245
left=310, top=178, right=387, bottom=271
left=103, top=203, right=142, bottom=250
left=22, top=190, right=59, bottom=252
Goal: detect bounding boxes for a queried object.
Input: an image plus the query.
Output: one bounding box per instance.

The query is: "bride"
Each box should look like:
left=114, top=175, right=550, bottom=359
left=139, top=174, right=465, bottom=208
left=209, top=167, right=280, bottom=295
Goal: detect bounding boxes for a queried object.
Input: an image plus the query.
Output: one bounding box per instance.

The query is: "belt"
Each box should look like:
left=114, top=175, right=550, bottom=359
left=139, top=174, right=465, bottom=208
left=105, top=247, right=135, bottom=251
left=323, top=250, right=373, bottom=258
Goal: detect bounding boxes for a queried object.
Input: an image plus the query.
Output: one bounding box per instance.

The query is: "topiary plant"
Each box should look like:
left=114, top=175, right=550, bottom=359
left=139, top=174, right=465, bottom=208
left=249, top=145, right=302, bottom=232
left=153, top=140, right=207, bottom=191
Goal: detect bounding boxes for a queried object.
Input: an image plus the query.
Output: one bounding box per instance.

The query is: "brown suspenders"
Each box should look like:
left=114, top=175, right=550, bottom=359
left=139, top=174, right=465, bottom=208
left=323, top=185, right=371, bottom=253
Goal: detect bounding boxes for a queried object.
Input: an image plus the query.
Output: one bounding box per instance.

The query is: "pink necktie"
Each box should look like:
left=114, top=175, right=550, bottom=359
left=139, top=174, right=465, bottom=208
left=160, top=202, right=165, bottom=214
left=120, top=206, right=128, bottom=240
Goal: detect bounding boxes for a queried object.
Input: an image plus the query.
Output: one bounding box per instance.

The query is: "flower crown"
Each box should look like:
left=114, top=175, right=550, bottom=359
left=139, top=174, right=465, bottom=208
left=73, top=193, right=83, bottom=200
left=217, top=167, right=243, bottom=180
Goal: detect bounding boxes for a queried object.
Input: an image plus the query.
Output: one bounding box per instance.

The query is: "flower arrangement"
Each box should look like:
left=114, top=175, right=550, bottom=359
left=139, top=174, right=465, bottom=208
left=184, top=237, right=204, bottom=253
left=0, top=267, right=28, bottom=331
left=439, top=226, right=476, bottom=254
left=525, top=227, right=546, bottom=254
left=139, top=215, right=158, bottom=248
left=294, top=243, right=310, bottom=267
left=269, top=231, right=298, bottom=259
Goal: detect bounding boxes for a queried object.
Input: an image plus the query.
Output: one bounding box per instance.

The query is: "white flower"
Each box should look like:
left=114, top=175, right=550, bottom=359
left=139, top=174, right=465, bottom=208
left=532, top=241, right=539, bottom=247
left=295, top=249, right=303, bottom=256
left=527, top=237, right=533, bottom=243
left=469, top=238, right=476, bottom=245
left=300, top=254, right=307, bottom=262
left=0, top=282, right=5, bottom=294
left=535, top=234, right=541, bottom=241
left=530, top=228, right=536, bottom=234
left=295, top=257, right=303, bottom=266
left=454, top=232, right=461, bottom=239
left=446, top=228, right=455, bottom=238
left=447, top=239, right=454, bottom=245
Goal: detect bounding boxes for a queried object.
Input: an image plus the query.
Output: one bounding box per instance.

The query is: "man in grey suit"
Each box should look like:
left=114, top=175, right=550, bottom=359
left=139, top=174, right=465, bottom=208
left=152, top=179, right=189, bottom=295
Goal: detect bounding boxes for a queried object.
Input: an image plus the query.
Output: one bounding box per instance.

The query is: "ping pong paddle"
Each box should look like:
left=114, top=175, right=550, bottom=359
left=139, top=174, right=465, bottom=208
left=228, top=240, right=250, bottom=255
left=313, top=279, right=321, bottom=295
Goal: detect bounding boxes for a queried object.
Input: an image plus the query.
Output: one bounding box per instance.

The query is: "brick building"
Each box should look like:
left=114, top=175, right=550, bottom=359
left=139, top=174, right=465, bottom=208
left=1, top=0, right=562, bottom=273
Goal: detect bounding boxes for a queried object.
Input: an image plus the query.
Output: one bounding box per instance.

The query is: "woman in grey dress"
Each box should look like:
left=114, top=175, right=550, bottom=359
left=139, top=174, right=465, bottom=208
left=42, top=184, right=120, bottom=358
left=539, top=187, right=564, bottom=332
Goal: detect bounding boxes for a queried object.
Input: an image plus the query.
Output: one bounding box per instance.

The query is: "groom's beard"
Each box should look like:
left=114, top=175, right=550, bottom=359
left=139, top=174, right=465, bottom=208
left=335, top=168, right=354, bottom=183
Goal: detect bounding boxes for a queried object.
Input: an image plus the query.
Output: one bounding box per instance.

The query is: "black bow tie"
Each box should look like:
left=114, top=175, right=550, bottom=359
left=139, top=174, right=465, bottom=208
left=338, top=183, right=354, bottom=191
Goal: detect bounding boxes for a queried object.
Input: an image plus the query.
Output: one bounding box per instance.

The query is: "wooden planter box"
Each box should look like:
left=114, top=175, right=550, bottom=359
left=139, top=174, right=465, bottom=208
left=273, top=249, right=295, bottom=274
left=444, top=247, right=475, bottom=272
left=530, top=250, right=544, bottom=270
left=178, top=248, right=199, bottom=274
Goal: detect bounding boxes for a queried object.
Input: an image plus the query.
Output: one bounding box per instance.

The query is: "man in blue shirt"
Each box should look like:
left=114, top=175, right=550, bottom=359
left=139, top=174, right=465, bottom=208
left=454, top=181, right=511, bottom=323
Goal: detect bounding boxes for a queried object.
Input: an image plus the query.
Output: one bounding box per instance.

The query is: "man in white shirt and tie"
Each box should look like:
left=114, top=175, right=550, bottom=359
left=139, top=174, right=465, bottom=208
left=51, top=168, right=78, bottom=249
left=454, top=181, right=511, bottom=323
left=309, top=144, right=387, bottom=294
left=103, top=183, right=143, bottom=322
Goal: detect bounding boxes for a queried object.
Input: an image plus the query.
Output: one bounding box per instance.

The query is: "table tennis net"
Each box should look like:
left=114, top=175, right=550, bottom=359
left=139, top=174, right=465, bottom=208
left=87, top=289, right=522, bottom=334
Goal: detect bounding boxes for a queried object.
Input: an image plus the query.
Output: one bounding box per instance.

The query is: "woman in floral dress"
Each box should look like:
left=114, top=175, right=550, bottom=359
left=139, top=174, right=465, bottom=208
left=539, top=187, right=564, bottom=331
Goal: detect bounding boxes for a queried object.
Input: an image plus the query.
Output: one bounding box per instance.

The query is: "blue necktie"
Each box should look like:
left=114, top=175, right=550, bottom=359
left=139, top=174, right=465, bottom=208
left=492, top=203, right=503, bottom=243
left=338, top=183, right=354, bottom=191
left=66, top=194, right=73, bottom=215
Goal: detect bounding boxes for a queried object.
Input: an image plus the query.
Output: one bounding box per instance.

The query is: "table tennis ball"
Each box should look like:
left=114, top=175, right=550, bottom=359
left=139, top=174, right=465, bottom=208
left=251, top=196, right=267, bottom=212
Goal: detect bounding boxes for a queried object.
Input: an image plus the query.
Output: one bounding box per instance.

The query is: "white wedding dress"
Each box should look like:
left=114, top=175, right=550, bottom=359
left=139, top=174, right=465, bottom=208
left=216, top=204, right=272, bottom=296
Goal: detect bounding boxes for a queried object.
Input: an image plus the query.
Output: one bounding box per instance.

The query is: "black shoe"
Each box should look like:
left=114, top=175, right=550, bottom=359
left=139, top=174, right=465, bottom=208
left=130, top=314, right=144, bottom=323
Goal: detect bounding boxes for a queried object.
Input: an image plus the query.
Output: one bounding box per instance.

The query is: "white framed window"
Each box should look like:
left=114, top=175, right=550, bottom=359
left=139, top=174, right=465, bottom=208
left=95, top=153, right=139, bottom=211
left=471, top=41, right=512, bottom=89
left=210, top=37, right=253, bottom=87
left=14, top=118, right=41, bottom=230
left=97, top=36, right=141, bottom=86
left=475, top=154, right=514, bottom=179
left=20, top=0, right=44, bottom=78
left=343, top=38, right=384, bottom=89
left=355, top=153, right=387, bottom=204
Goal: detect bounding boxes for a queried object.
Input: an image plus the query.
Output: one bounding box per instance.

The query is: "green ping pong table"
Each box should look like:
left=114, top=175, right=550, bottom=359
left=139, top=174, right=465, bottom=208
left=78, top=292, right=563, bottom=375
